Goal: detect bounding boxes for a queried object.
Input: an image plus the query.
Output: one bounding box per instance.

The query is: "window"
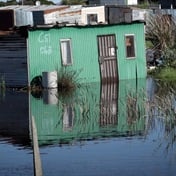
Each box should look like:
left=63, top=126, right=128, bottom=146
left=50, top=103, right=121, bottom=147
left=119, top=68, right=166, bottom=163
left=87, top=14, right=98, bottom=25
left=125, top=35, right=136, bottom=58
left=60, top=39, right=73, bottom=65
left=63, top=105, right=74, bottom=131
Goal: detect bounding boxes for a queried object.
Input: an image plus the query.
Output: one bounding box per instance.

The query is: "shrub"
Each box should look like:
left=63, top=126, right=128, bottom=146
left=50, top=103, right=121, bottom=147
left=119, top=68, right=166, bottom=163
left=57, top=68, right=81, bottom=94
left=146, top=13, right=176, bottom=67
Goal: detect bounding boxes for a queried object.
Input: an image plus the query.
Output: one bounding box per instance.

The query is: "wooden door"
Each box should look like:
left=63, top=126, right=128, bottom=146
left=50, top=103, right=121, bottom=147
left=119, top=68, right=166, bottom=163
left=97, top=34, right=118, bottom=84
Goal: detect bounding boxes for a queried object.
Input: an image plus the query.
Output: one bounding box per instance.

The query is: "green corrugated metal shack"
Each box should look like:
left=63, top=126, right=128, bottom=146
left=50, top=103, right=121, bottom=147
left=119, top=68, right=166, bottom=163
left=28, top=22, right=146, bottom=86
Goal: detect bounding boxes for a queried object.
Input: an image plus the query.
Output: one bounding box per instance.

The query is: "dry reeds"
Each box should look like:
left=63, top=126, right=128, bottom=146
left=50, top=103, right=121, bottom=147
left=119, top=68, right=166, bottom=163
left=57, top=68, right=81, bottom=95
left=146, top=13, right=176, bottom=66
left=146, top=13, right=176, bottom=50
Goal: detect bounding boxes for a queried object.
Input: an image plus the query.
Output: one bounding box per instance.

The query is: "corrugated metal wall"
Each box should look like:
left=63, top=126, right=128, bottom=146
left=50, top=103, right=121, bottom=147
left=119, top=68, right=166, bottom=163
left=105, top=6, right=132, bottom=24
left=32, top=11, right=45, bottom=25
left=117, top=23, right=146, bottom=80
left=28, top=22, right=146, bottom=84
left=0, top=34, right=28, bottom=87
left=15, top=10, right=33, bottom=27
left=28, top=26, right=102, bottom=84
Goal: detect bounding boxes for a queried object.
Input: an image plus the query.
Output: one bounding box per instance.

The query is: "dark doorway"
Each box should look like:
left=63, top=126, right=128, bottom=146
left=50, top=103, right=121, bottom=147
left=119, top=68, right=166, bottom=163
left=97, top=34, right=118, bottom=84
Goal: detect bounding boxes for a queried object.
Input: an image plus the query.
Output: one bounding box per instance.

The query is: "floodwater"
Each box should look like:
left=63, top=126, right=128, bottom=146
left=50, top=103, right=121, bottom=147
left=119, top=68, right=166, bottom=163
left=0, top=78, right=176, bottom=176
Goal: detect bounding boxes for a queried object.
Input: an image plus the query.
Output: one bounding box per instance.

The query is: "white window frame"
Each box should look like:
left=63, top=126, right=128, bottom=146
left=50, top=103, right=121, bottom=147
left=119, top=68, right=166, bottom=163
left=60, top=39, right=73, bottom=66
left=125, top=34, right=136, bottom=59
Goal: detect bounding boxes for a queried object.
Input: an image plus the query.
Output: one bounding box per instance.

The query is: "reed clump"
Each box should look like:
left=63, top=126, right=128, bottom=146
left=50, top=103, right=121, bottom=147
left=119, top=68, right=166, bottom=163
left=146, top=13, right=176, bottom=68
left=147, top=80, right=176, bottom=150
left=148, top=80, right=176, bottom=118
left=57, top=68, right=81, bottom=95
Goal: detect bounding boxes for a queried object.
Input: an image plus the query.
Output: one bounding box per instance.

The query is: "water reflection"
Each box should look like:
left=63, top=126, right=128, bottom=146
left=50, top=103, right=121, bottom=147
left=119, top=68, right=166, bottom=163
left=146, top=78, right=176, bottom=153
left=1, top=78, right=176, bottom=176
left=0, top=89, right=30, bottom=147
left=0, top=78, right=175, bottom=149
left=30, top=79, right=146, bottom=146
left=100, top=83, right=118, bottom=126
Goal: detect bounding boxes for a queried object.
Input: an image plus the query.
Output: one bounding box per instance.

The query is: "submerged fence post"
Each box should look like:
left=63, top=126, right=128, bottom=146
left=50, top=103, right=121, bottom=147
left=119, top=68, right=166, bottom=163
left=31, top=116, right=43, bottom=176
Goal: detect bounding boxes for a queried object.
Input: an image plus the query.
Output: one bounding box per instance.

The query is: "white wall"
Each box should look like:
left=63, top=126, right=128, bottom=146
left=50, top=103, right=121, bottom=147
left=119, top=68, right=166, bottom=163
left=128, top=0, right=138, bottom=5
left=81, top=6, right=105, bottom=25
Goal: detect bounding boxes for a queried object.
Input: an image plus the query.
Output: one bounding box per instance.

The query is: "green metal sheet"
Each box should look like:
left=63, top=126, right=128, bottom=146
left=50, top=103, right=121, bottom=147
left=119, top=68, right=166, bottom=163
left=28, top=23, right=146, bottom=85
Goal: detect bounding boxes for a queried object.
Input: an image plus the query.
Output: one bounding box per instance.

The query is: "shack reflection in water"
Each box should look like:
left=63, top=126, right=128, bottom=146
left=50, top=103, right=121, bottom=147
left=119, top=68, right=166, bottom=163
left=30, top=79, right=146, bottom=146
left=1, top=78, right=176, bottom=176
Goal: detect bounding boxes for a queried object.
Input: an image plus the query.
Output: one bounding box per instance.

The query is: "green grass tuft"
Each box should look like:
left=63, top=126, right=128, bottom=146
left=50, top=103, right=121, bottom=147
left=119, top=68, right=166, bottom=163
left=155, top=67, right=176, bottom=80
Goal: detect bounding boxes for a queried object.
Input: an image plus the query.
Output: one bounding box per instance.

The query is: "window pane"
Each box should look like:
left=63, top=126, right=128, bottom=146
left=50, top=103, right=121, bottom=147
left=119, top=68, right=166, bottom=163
left=60, top=39, right=72, bottom=65
left=125, top=35, right=135, bottom=58
left=87, top=14, right=98, bottom=24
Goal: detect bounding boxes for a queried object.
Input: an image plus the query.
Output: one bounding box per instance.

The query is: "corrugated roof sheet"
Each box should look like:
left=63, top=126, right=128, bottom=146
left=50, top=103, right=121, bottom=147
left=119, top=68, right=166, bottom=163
left=0, top=5, right=82, bottom=12
left=0, top=5, right=83, bottom=27
left=0, top=5, right=145, bottom=28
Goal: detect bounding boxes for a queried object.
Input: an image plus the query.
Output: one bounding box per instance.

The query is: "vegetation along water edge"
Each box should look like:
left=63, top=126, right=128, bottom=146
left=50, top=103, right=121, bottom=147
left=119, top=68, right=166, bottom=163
left=146, top=12, right=176, bottom=80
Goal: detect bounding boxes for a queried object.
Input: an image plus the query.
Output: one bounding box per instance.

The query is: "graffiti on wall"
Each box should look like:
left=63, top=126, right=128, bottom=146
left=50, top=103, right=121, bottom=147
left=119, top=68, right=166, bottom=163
left=38, top=32, right=52, bottom=55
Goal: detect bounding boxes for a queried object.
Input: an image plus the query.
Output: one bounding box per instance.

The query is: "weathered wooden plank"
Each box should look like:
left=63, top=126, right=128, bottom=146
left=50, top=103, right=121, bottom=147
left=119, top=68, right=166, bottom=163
left=31, top=116, right=43, bottom=176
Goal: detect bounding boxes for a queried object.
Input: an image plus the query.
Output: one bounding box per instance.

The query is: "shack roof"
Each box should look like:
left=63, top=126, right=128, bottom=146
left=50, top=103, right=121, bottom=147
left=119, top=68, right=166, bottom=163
left=0, top=5, right=82, bottom=12
left=0, top=5, right=145, bottom=29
